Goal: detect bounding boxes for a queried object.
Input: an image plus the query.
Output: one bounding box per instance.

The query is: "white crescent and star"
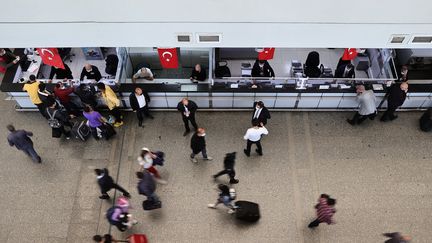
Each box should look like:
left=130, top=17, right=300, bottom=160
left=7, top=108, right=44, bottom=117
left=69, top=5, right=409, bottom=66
left=162, top=51, right=173, bottom=62
left=41, top=49, right=54, bottom=61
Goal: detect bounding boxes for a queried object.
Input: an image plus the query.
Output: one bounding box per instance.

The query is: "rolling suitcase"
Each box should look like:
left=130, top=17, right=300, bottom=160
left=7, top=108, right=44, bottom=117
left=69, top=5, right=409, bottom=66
left=142, top=199, right=162, bottom=210
left=234, top=200, right=260, bottom=222
left=71, top=121, right=91, bottom=141
left=128, top=234, right=148, bottom=243
left=103, top=123, right=116, bottom=140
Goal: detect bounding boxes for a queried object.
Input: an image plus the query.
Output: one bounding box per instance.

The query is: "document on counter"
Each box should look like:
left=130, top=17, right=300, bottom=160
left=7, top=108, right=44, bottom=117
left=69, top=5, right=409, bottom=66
left=372, top=84, right=384, bottom=90
left=230, top=84, right=239, bottom=89
left=339, top=84, right=351, bottom=89
left=319, top=85, right=330, bottom=90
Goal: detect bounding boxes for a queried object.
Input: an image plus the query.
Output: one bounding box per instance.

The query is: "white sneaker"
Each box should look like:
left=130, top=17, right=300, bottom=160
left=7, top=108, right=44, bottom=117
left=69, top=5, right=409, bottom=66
left=191, top=157, right=198, bottom=163
left=204, top=156, right=213, bottom=161
left=132, top=219, right=138, bottom=225
left=208, top=204, right=216, bottom=209
left=227, top=209, right=235, bottom=214
left=155, top=178, right=168, bottom=185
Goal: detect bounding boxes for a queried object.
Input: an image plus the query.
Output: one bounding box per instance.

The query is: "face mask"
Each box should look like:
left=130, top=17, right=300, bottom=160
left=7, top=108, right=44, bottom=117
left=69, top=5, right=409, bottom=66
left=256, top=106, right=260, bottom=109
left=199, top=133, right=206, bottom=137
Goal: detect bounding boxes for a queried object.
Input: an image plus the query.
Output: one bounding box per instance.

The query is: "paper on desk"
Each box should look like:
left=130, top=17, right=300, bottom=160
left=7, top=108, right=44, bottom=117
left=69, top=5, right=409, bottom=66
left=319, top=85, right=330, bottom=90
left=339, top=84, right=351, bottom=89
left=372, top=84, right=384, bottom=90
left=230, top=84, right=239, bottom=88
left=27, top=63, right=39, bottom=73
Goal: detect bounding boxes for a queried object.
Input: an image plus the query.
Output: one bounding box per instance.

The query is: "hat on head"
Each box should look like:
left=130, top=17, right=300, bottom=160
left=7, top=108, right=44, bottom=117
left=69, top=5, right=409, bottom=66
left=116, top=197, right=129, bottom=208
left=141, top=147, right=150, bottom=152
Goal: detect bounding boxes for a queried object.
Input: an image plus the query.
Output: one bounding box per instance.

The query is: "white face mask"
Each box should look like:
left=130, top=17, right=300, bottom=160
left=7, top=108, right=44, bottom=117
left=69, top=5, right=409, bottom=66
left=259, top=64, right=264, bottom=68
left=256, top=106, right=261, bottom=109
left=199, top=133, right=206, bottom=137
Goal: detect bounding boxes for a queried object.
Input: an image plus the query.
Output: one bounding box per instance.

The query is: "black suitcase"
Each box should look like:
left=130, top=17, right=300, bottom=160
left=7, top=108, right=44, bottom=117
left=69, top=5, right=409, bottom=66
left=71, top=121, right=91, bottom=141
left=103, top=123, right=116, bottom=140
left=142, top=200, right=162, bottom=211
left=235, top=201, right=260, bottom=222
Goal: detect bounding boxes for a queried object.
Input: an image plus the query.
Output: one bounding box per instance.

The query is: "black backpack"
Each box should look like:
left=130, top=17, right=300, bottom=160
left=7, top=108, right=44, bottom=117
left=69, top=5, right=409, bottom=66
left=106, top=206, right=121, bottom=225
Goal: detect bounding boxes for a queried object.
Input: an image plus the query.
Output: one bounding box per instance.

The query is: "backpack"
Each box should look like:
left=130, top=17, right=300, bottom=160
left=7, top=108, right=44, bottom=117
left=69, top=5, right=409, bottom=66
left=106, top=206, right=121, bottom=225
left=46, top=109, right=61, bottom=128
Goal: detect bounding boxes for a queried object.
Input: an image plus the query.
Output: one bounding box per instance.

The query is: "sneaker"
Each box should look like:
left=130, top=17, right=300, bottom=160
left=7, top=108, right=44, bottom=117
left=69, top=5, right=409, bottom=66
left=37, top=156, right=42, bottom=163
left=155, top=178, right=168, bottom=185
left=99, top=195, right=110, bottom=200
left=190, top=157, right=198, bottom=163
left=208, top=204, right=216, bottom=209
left=66, top=137, right=71, bottom=140
left=114, top=121, right=124, bottom=127
left=243, top=149, right=250, bottom=157
left=229, top=179, right=239, bottom=184
left=255, top=149, right=263, bottom=156
left=227, top=209, right=235, bottom=214
left=204, top=156, right=213, bottom=161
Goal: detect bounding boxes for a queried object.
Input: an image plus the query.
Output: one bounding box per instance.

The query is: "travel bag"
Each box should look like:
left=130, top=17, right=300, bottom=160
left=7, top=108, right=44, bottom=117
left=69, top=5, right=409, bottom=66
left=103, top=123, right=116, bottom=140
left=128, top=234, right=148, bottom=243
left=234, top=200, right=261, bottom=222
left=71, top=121, right=91, bottom=141
left=142, top=199, right=162, bottom=210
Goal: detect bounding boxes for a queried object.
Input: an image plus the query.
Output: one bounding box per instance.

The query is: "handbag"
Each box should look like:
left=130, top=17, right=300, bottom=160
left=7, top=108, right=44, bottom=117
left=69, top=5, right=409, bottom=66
left=153, top=151, right=165, bottom=166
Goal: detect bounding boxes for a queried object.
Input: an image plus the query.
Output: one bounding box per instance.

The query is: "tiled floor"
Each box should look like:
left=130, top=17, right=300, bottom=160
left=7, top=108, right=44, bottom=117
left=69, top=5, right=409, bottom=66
left=0, top=92, right=431, bottom=242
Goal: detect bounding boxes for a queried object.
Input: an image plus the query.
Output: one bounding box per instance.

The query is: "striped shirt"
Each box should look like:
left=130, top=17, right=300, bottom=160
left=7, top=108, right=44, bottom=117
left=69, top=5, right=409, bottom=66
left=316, top=197, right=336, bottom=224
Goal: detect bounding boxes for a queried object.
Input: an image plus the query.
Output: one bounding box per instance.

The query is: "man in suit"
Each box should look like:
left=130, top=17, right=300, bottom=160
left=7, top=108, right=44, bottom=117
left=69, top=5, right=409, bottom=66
left=213, top=152, right=239, bottom=184
left=129, top=87, right=154, bottom=127
left=380, top=82, right=408, bottom=122
left=252, top=60, right=275, bottom=78
left=335, top=63, right=355, bottom=79
left=252, top=101, right=271, bottom=125
left=177, top=98, right=198, bottom=136
left=190, top=128, right=213, bottom=163
left=95, top=168, right=131, bottom=200
left=80, top=64, right=102, bottom=81
left=48, top=63, right=73, bottom=81
left=7, top=124, right=41, bottom=163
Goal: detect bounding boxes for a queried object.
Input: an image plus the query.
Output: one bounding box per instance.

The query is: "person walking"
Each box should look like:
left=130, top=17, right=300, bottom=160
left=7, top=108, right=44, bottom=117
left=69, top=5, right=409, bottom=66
left=83, top=105, right=107, bottom=140
left=137, top=148, right=167, bottom=184
left=381, top=82, right=408, bottom=122
left=207, top=184, right=237, bottom=214
left=177, top=98, right=198, bottom=136
left=7, top=124, right=41, bottom=163
left=136, top=171, right=160, bottom=203
left=383, top=232, right=412, bottom=243
left=190, top=128, right=213, bottom=163
left=22, top=75, right=47, bottom=118
left=213, top=152, right=239, bottom=184
left=308, top=194, right=337, bottom=228
left=107, top=197, right=138, bottom=232
left=347, top=85, right=377, bottom=125
left=97, top=82, right=123, bottom=127
left=94, top=168, right=131, bottom=199
left=46, top=100, right=73, bottom=139
left=243, top=120, right=268, bottom=157
left=252, top=101, right=271, bottom=125
left=129, top=87, right=154, bottom=127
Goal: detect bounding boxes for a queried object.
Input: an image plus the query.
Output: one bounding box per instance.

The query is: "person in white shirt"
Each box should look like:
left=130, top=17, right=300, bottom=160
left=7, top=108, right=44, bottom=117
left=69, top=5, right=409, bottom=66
left=129, top=87, right=154, bottom=127
left=137, top=147, right=167, bottom=184
left=346, top=85, right=377, bottom=125
left=132, top=68, right=154, bottom=82
left=243, top=119, right=269, bottom=157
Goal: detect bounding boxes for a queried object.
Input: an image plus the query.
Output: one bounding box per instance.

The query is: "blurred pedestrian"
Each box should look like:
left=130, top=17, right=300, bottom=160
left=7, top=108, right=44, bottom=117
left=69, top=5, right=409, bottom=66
left=308, top=194, right=336, bottom=228
left=383, top=232, right=411, bottom=243
left=190, top=128, right=213, bottom=163
left=208, top=184, right=237, bottom=214
left=137, top=147, right=167, bottom=184
left=136, top=171, right=160, bottom=203
left=243, top=119, right=268, bottom=157
left=106, top=197, right=138, bottom=232
left=94, top=168, right=131, bottom=199
left=213, top=152, right=239, bottom=184
left=6, top=124, right=41, bottom=163
left=177, top=98, right=198, bottom=136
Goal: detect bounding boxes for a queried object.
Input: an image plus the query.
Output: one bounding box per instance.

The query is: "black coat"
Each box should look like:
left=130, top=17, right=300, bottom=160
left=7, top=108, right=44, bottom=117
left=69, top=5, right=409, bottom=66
left=420, top=112, right=432, bottom=132
left=252, top=102, right=271, bottom=125
left=177, top=100, right=198, bottom=117
left=129, top=92, right=150, bottom=111
left=190, top=69, right=206, bottom=81
left=97, top=168, right=115, bottom=191
left=387, top=84, right=407, bottom=108
left=190, top=133, right=206, bottom=153
left=80, top=65, right=102, bottom=81
left=223, top=152, right=236, bottom=170
left=335, top=65, right=355, bottom=78
left=252, top=60, right=275, bottom=78
left=49, top=64, right=73, bottom=79
left=75, top=85, right=97, bottom=107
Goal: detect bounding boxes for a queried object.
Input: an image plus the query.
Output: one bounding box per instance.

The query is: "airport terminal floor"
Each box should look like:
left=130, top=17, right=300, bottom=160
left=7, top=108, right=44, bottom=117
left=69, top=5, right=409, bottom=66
left=1, top=86, right=432, bottom=242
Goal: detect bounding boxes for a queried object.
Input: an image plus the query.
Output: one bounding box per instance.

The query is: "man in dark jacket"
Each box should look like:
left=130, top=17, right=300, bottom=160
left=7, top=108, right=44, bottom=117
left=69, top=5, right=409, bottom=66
left=49, top=64, right=73, bottom=80
left=80, top=64, right=102, bottom=81
left=213, top=152, right=239, bottom=184
left=7, top=124, right=41, bottom=163
left=95, top=168, right=131, bottom=200
left=252, top=101, right=271, bottom=125
left=136, top=171, right=159, bottom=202
left=252, top=60, right=275, bottom=78
left=335, top=63, right=355, bottom=78
left=420, top=108, right=432, bottom=132
left=190, top=127, right=213, bottom=163
left=75, top=83, right=98, bottom=108
left=46, top=100, right=73, bottom=139
left=129, top=87, right=153, bottom=127
left=177, top=98, right=198, bottom=136
left=0, top=48, right=19, bottom=73
left=190, top=64, right=206, bottom=82
left=381, top=82, right=408, bottom=122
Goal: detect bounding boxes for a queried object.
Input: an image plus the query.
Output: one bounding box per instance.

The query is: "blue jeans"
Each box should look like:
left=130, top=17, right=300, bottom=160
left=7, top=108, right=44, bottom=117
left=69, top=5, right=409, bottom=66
left=22, top=146, right=40, bottom=162
left=148, top=192, right=160, bottom=202
left=190, top=148, right=207, bottom=159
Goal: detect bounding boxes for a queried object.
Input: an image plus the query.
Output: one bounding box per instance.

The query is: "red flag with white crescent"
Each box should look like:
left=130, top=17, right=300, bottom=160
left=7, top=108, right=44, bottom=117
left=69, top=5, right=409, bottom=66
left=157, top=48, right=179, bottom=69
left=258, top=48, right=275, bottom=60
left=36, top=48, right=65, bottom=69
left=342, top=48, right=358, bottom=61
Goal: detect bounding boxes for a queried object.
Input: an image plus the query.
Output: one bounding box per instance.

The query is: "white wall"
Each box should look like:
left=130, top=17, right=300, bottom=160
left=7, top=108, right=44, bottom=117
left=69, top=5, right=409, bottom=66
left=1, top=0, right=432, bottom=48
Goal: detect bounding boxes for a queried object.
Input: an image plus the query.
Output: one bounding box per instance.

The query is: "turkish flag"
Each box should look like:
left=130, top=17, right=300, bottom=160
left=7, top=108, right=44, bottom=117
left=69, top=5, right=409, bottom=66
left=258, top=48, right=275, bottom=60
left=342, top=48, right=358, bottom=61
left=36, top=48, right=65, bottom=69
left=157, top=48, right=179, bottom=69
